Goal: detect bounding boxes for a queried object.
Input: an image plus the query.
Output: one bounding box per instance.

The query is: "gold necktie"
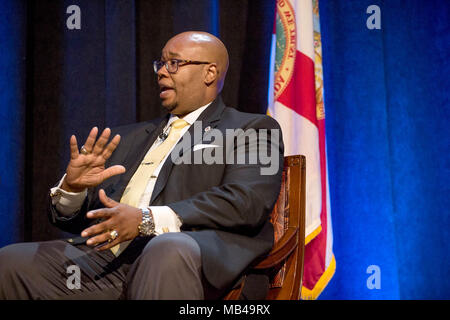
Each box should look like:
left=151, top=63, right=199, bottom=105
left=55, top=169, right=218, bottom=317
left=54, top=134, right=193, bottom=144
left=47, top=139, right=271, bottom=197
left=111, top=119, right=189, bottom=255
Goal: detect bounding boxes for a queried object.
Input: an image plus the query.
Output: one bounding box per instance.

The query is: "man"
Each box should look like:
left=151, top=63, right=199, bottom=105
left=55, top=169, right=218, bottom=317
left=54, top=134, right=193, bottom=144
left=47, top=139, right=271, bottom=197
left=0, top=31, right=284, bottom=299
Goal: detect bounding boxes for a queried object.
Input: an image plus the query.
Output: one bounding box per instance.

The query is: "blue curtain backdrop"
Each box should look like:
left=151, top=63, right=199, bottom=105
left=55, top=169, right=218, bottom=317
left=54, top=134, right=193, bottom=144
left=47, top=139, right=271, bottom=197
left=0, top=0, right=448, bottom=299
left=318, top=0, right=449, bottom=299
left=0, top=0, right=27, bottom=245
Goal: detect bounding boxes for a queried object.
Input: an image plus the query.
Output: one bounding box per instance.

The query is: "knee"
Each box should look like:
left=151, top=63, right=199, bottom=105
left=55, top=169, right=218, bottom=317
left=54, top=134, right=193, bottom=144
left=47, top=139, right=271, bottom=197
left=141, top=233, right=201, bottom=271
left=127, top=233, right=204, bottom=299
left=0, top=243, right=36, bottom=274
left=0, top=243, right=39, bottom=295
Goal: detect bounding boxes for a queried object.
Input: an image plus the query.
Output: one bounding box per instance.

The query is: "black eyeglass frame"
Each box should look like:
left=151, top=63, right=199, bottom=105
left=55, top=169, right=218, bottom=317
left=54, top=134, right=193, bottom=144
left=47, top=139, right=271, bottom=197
left=153, top=59, right=212, bottom=74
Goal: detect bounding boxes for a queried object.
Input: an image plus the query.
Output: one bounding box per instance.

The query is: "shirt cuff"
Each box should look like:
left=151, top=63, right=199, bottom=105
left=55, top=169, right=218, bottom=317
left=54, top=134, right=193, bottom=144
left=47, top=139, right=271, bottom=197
left=149, top=205, right=182, bottom=235
left=49, top=174, right=87, bottom=217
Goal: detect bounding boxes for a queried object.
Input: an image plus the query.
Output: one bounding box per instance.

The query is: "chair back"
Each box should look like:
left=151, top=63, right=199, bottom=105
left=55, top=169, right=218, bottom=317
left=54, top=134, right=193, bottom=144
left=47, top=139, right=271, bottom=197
left=260, top=155, right=306, bottom=299
left=224, top=155, right=306, bottom=300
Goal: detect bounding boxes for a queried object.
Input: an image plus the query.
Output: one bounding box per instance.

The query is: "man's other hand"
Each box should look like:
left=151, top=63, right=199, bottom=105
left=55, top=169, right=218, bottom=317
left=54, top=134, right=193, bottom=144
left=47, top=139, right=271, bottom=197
left=81, top=189, right=142, bottom=251
left=62, top=127, right=126, bottom=193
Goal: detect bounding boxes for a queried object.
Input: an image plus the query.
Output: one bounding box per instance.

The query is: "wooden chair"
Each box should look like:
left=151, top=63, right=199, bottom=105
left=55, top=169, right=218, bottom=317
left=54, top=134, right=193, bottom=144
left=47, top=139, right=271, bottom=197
left=224, top=155, right=306, bottom=300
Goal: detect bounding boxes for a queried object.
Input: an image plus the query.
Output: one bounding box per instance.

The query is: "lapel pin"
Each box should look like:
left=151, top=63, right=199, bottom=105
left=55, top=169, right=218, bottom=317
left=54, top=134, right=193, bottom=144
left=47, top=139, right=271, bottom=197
left=204, top=126, right=211, bottom=133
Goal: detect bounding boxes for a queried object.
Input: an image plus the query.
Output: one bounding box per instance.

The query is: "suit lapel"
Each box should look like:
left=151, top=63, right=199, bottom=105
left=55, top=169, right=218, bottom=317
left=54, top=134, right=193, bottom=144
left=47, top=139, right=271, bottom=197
left=150, top=96, right=226, bottom=205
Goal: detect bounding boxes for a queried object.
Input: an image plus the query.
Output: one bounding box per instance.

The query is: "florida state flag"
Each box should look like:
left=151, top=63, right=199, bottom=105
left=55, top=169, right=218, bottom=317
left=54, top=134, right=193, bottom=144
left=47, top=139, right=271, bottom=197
left=267, top=0, right=335, bottom=299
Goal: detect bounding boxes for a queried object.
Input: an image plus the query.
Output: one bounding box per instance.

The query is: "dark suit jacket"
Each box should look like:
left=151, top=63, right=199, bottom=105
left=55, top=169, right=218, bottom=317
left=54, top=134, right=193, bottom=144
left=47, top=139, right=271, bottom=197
left=48, top=96, right=284, bottom=290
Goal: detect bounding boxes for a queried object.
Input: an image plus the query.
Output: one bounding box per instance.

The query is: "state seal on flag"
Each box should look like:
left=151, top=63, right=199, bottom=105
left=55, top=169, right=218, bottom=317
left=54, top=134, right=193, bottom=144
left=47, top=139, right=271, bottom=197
left=274, top=0, right=297, bottom=100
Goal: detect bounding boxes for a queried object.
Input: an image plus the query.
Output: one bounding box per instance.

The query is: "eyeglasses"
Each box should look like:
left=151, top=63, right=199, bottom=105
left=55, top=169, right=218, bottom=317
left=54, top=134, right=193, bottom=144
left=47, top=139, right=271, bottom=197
left=153, top=59, right=211, bottom=74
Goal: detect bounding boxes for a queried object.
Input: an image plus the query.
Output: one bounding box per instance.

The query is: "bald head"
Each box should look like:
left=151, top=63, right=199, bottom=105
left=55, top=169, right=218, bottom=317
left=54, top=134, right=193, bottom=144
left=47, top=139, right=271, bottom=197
left=157, top=31, right=229, bottom=116
left=164, top=31, right=229, bottom=92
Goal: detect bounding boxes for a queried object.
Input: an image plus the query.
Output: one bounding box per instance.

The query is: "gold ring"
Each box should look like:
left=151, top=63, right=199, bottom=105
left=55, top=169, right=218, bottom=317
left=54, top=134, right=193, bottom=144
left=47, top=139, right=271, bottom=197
left=80, top=145, right=90, bottom=155
left=109, top=230, right=119, bottom=241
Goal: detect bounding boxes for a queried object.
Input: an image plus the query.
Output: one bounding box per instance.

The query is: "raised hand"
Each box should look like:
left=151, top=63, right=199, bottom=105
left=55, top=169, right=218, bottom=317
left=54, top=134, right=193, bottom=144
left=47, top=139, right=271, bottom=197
left=61, top=127, right=126, bottom=193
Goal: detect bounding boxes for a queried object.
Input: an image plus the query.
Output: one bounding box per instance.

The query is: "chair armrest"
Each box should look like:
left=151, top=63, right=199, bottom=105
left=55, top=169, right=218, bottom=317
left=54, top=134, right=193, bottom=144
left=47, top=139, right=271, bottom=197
left=253, top=227, right=299, bottom=269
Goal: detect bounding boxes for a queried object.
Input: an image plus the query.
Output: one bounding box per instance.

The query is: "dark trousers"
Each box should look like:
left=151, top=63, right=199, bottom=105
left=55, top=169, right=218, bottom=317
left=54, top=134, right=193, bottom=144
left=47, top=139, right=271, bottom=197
left=0, top=232, right=217, bottom=300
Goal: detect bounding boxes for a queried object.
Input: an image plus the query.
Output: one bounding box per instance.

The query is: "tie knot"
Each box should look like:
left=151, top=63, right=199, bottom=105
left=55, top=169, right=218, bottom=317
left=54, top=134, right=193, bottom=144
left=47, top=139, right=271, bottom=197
left=171, top=119, right=189, bottom=130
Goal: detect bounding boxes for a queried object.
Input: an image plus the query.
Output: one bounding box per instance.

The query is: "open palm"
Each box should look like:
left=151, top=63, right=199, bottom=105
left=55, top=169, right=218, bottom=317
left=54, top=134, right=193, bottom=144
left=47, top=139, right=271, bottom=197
left=62, top=127, right=125, bottom=192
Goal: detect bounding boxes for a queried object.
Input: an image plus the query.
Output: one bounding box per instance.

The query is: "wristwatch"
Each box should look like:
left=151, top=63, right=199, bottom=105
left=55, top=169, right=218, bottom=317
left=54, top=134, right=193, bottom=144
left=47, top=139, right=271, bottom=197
left=138, top=208, right=155, bottom=236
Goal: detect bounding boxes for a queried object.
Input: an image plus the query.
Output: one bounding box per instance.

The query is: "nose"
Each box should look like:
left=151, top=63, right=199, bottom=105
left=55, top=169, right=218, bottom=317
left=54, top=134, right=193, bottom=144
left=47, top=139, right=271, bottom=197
left=157, top=64, right=169, bottom=80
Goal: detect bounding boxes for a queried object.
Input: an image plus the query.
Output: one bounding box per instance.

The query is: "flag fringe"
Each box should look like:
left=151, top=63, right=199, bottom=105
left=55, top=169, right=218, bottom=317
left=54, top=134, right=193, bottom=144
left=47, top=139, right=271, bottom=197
left=301, top=254, right=336, bottom=300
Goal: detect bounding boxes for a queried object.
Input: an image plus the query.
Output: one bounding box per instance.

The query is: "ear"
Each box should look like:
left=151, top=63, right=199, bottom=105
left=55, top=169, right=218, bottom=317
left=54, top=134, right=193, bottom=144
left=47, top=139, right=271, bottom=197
left=204, top=63, right=219, bottom=86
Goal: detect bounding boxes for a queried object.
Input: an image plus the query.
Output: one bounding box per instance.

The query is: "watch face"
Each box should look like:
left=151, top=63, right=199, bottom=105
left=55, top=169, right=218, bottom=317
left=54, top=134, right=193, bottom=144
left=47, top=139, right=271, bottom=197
left=141, top=224, right=152, bottom=234
left=139, top=221, right=154, bottom=236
